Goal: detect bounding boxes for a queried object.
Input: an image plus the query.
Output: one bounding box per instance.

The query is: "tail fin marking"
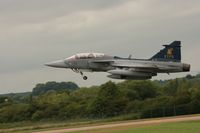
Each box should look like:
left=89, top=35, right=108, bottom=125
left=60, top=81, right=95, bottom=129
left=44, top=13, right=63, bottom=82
left=150, top=41, right=181, bottom=62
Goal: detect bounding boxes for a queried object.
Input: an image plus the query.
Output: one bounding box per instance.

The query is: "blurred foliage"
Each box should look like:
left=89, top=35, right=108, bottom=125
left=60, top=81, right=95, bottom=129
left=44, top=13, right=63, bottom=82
left=0, top=75, right=200, bottom=123
left=32, top=81, right=78, bottom=95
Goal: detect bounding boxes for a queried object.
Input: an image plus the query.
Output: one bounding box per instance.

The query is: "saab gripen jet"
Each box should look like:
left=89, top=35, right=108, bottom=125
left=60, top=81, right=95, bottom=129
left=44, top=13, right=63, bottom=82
left=45, top=41, right=190, bottom=80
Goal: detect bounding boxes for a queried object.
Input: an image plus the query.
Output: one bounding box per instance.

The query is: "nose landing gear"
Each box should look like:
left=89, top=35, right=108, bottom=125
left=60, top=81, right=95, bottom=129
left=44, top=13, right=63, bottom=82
left=83, top=76, right=88, bottom=80
left=80, top=71, right=88, bottom=80
left=71, top=68, right=88, bottom=80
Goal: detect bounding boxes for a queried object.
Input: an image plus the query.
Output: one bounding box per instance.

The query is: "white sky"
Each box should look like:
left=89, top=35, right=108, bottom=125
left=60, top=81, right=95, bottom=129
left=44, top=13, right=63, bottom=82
left=0, top=0, right=200, bottom=94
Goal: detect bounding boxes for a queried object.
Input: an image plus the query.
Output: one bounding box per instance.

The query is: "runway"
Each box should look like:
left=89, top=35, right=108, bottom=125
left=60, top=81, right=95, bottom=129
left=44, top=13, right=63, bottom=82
left=34, top=115, right=200, bottom=133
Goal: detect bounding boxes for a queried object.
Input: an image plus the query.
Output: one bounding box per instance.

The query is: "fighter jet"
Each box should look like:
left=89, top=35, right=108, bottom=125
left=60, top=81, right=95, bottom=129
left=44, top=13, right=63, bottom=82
left=45, top=41, right=190, bottom=80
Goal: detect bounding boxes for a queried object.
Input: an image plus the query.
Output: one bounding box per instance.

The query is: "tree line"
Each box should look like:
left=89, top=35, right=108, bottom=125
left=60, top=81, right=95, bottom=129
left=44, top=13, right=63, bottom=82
left=0, top=74, right=200, bottom=123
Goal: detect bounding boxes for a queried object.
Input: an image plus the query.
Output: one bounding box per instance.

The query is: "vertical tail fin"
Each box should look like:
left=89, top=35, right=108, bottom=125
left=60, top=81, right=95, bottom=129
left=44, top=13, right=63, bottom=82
left=150, top=41, right=181, bottom=62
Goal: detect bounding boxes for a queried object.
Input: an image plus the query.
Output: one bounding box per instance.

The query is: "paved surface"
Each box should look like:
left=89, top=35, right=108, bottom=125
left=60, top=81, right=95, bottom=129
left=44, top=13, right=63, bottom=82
left=34, top=115, right=200, bottom=133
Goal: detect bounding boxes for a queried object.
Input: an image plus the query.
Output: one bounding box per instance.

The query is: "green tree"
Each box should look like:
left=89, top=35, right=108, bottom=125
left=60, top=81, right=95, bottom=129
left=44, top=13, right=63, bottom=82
left=32, top=81, right=78, bottom=95
left=189, top=87, right=200, bottom=113
left=121, top=80, right=158, bottom=100
left=90, top=81, right=127, bottom=117
left=0, top=104, right=31, bottom=122
left=164, top=79, right=180, bottom=96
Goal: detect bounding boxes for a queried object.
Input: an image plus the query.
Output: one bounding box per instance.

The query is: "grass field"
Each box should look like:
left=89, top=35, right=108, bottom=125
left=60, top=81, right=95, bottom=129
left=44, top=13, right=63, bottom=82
left=0, top=115, right=199, bottom=133
left=70, top=121, right=200, bottom=133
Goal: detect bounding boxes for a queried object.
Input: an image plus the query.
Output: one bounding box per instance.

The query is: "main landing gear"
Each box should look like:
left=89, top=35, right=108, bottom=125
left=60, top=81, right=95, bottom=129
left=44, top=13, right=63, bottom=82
left=71, top=68, right=88, bottom=80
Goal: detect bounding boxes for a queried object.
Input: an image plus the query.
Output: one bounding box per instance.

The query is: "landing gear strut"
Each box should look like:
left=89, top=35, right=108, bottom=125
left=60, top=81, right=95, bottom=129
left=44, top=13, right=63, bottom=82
left=71, top=68, right=88, bottom=80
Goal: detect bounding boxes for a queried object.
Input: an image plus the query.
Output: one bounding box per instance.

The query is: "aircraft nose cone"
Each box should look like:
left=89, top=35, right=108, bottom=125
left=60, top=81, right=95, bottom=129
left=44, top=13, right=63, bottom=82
left=45, top=60, right=68, bottom=68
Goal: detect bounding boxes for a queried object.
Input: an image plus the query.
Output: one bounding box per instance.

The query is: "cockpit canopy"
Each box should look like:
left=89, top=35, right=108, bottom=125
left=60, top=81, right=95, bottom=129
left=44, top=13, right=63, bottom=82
left=66, top=53, right=105, bottom=60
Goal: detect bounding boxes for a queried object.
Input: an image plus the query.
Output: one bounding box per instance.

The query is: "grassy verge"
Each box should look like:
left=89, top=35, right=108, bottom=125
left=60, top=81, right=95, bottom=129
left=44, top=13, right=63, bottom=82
left=70, top=121, right=200, bottom=133
left=0, top=113, right=140, bottom=133
left=0, top=114, right=199, bottom=133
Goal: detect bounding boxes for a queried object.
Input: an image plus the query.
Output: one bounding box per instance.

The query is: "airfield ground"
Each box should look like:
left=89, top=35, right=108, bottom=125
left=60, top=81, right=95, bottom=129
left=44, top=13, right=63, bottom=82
left=68, top=121, right=200, bottom=133
left=33, top=115, right=200, bottom=133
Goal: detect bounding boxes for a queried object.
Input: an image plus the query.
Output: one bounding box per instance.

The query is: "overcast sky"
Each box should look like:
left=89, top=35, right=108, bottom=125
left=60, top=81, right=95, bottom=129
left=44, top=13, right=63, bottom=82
left=0, top=0, right=200, bottom=94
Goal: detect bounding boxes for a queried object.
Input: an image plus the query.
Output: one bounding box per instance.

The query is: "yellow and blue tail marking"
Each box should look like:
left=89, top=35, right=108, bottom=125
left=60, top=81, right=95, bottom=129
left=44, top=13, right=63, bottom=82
left=150, top=41, right=181, bottom=62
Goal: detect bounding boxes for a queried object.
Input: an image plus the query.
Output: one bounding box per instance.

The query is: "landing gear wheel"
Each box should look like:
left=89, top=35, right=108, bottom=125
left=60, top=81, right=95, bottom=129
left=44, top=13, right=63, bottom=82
left=83, top=76, right=88, bottom=80
left=71, top=68, right=88, bottom=80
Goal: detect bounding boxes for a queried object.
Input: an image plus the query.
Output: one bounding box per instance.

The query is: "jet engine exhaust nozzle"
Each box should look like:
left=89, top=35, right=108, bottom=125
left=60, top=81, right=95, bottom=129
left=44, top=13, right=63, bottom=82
left=183, top=64, right=190, bottom=72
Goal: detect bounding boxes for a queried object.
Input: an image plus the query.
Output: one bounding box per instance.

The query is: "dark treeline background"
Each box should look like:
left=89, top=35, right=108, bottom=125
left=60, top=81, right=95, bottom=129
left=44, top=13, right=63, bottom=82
left=0, top=74, right=200, bottom=123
